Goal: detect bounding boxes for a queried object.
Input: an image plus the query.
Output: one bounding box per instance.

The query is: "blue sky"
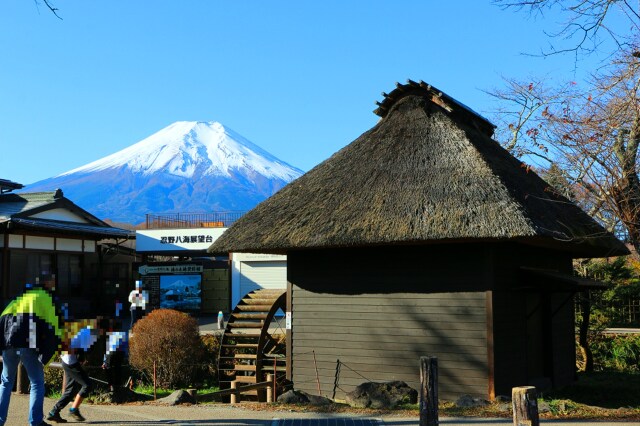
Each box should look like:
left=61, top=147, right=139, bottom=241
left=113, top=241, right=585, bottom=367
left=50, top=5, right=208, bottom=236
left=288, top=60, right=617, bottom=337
left=1, top=1, right=617, bottom=185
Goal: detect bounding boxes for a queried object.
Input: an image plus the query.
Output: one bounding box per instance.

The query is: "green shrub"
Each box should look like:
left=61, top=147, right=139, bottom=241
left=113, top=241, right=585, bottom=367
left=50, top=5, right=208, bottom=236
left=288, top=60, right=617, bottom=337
left=129, top=309, right=205, bottom=388
left=575, top=257, right=640, bottom=328
left=590, top=334, right=640, bottom=372
left=44, top=363, right=64, bottom=396
left=544, top=371, right=640, bottom=409
left=197, top=333, right=221, bottom=387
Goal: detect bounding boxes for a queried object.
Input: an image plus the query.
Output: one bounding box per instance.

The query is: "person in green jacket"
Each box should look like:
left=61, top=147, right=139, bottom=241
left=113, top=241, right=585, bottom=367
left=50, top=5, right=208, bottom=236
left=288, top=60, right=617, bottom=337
left=0, top=281, right=63, bottom=426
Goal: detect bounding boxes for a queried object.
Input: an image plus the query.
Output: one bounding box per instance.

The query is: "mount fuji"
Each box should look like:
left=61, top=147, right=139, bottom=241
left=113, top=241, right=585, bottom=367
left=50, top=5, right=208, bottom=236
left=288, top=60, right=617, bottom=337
left=23, top=121, right=304, bottom=224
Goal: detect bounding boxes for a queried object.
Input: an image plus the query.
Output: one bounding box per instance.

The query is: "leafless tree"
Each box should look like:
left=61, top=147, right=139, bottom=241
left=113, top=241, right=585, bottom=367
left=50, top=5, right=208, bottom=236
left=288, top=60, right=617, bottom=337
left=489, top=50, right=640, bottom=252
left=489, top=52, right=640, bottom=373
left=492, top=0, right=640, bottom=375
left=493, top=0, right=639, bottom=57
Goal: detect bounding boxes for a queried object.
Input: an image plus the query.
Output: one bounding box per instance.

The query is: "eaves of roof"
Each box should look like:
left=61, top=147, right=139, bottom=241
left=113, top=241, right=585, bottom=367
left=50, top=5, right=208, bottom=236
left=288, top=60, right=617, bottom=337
left=9, top=217, right=134, bottom=239
left=518, top=267, right=608, bottom=291
left=0, top=179, right=24, bottom=193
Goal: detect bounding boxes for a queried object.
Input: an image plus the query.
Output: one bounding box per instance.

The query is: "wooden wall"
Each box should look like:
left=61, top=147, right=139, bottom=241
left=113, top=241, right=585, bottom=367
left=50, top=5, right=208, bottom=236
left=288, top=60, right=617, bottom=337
left=549, top=291, right=577, bottom=387
left=201, top=268, right=230, bottom=314
left=490, top=289, right=528, bottom=396
left=490, top=245, right=575, bottom=396
left=288, top=245, right=491, bottom=400
left=287, top=243, right=579, bottom=401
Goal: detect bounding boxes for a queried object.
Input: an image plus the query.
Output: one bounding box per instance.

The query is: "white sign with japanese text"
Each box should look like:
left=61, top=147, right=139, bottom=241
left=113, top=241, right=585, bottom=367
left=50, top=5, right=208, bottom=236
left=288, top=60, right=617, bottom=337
left=136, top=228, right=227, bottom=252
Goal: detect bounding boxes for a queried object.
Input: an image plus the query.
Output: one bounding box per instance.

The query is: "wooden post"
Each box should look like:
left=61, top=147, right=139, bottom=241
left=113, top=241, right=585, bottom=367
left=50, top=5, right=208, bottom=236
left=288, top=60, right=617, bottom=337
left=272, top=365, right=277, bottom=401
left=230, top=381, right=237, bottom=404
left=512, top=386, right=540, bottom=426
left=312, top=350, right=321, bottom=396
left=266, top=374, right=273, bottom=403
left=273, top=357, right=277, bottom=401
left=17, top=363, right=29, bottom=394
left=419, top=356, right=438, bottom=426
left=153, top=361, right=157, bottom=401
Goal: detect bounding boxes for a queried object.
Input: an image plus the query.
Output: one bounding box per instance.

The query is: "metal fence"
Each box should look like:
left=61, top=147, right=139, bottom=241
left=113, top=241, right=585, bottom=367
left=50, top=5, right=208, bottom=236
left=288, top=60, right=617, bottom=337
left=604, top=298, right=640, bottom=326
left=145, top=212, right=246, bottom=229
left=577, top=294, right=640, bottom=327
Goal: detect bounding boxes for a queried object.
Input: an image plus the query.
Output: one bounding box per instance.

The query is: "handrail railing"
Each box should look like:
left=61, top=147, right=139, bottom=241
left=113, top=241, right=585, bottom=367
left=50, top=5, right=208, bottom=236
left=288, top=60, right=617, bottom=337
left=145, top=212, right=246, bottom=229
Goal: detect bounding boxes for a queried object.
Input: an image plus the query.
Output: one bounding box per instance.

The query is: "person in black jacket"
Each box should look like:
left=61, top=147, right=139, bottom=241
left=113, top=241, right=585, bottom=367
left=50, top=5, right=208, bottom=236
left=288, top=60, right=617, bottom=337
left=47, top=318, right=101, bottom=423
left=0, top=281, right=63, bottom=426
left=102, top=318, right=128, bottom=393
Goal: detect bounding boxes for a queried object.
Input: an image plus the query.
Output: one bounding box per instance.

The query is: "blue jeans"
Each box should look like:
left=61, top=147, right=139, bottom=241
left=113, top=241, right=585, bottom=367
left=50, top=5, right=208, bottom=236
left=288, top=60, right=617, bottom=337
left=0, top=348, right=45, bottom=426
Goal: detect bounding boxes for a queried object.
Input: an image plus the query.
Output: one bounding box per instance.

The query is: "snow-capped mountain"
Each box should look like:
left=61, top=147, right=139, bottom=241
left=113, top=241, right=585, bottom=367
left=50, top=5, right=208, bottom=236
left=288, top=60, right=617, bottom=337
left=23, top=121, right=304, bottom=224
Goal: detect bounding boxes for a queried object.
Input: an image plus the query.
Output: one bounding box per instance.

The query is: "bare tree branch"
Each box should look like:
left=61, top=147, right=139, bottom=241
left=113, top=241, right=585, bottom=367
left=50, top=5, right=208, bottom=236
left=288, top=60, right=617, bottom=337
left=494, top=0, right=639, bottom=56
left=34, top=0, right=62, bottom=19
left=488, top=49, right=640, bottom=250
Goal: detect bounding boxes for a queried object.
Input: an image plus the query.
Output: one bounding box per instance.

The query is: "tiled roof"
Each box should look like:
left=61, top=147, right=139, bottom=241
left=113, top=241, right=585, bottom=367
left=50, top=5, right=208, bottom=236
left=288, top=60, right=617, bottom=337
left=0, top=178, right=24, bottom=193
left=0, top=192, right=58, bottom=220
left=10, top=217, right=134, bottom=238
left=0, top=190, right=133, bottom=239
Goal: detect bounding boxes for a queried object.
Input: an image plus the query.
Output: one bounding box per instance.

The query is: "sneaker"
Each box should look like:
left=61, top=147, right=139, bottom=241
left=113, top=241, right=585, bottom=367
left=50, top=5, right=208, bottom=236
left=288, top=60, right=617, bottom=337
left=46, top=412, right=67, bottom=423
left=68, top=408, right=85, bottom=422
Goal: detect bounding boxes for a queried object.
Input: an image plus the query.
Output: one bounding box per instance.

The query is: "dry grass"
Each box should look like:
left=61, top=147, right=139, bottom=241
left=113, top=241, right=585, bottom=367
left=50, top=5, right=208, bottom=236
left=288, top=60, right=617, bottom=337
left=228, top=399, right=640, bottom=421
left=212, top=372, right=640, bottom=421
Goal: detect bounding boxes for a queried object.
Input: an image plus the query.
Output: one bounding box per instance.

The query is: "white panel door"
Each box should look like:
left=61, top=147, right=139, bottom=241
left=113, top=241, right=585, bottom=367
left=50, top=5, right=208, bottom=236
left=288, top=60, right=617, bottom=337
left=238, top=261, right=286, bottom=301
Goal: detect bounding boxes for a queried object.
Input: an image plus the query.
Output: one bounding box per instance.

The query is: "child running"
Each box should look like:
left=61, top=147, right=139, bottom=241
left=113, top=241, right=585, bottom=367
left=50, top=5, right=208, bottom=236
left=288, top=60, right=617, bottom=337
left=47, top=324, right=98, bottom=423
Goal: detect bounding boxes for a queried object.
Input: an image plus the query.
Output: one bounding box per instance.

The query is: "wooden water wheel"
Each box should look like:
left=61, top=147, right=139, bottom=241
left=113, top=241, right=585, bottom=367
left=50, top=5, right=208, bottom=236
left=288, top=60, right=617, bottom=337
left=217, top=288, right=287, bottom=401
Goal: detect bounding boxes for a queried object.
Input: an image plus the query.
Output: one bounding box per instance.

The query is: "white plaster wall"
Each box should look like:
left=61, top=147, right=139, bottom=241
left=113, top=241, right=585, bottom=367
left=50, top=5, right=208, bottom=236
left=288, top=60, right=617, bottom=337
left=25, top=236, right=54, bottom=250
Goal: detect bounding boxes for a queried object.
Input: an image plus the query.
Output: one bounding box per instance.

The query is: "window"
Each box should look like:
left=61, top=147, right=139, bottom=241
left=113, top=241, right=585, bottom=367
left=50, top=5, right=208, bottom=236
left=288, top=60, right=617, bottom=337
left=57, top=254, right=82, bottom=297
left=26, top=253, right=54, bottom=286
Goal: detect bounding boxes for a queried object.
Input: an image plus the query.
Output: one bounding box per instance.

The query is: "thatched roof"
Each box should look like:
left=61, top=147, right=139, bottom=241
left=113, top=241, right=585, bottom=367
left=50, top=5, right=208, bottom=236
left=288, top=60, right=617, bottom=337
left=209, top=81, right=628, bottom=258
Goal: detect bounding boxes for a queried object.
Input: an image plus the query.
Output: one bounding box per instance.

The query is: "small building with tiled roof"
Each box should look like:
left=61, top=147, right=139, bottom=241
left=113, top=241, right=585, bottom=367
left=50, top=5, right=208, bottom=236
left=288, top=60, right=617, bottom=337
left=0, top=185, right=137, bottom=316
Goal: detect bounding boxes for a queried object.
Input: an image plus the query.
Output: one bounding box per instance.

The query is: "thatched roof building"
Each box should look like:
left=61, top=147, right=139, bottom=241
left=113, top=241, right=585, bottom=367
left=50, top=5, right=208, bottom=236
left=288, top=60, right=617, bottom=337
left=208, top=81, right=628, bottom=401
left=210, top=80, right=626, bottom=257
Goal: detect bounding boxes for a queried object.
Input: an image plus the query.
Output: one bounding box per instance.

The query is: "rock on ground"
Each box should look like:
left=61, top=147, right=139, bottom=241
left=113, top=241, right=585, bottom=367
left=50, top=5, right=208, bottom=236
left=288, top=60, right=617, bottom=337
left=277, top=390, right=332, bottom=406
left=455, top=394, right=489, bottom=408
left=91, top=387, right=153, bottom=404
left=345, top=381, right=417, bottom=409
left=156, top=389, right=196, bottom=405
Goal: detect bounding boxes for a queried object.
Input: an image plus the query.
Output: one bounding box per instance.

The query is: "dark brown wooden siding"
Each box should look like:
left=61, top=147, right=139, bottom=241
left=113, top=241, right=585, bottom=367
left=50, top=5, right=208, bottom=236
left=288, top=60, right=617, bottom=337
left=288, top=245, right=491, bottom=400
left=491, top=290, right=528, bottom=396
left=550, top=291, right=576, bottom=387
left=491, top=245, right=575, bottom=396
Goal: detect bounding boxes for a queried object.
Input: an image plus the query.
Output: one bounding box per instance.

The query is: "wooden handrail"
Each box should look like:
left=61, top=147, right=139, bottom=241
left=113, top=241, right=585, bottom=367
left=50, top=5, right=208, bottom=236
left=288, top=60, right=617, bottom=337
left=197, top=380, right=272, bottom=402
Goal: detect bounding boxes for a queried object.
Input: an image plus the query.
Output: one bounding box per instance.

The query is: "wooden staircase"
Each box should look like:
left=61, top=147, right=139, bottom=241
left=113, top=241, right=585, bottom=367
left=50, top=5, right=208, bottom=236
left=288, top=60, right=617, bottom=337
left=217, top=289, right=287, bottom=401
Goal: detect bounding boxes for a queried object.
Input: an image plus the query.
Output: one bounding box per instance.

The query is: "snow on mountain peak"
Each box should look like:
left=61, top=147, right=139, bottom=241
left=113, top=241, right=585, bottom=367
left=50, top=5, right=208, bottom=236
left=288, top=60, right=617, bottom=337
left=59, top=121, right=302, bottom=181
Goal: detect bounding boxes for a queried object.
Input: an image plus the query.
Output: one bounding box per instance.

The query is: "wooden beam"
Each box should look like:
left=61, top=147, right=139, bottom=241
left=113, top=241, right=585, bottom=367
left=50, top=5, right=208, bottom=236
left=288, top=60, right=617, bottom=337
left=286, top=280, right=292, bottom=380
left=197, top=380, right=272, bottom=402
left=486, top=290, right=495, bottom=401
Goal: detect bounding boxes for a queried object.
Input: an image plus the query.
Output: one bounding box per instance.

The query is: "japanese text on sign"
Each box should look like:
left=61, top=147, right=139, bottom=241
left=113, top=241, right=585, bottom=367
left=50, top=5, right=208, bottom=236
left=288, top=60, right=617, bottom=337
left=138, top=264, right=204, bottom=275
left=160, top=235, right=214, bottom=244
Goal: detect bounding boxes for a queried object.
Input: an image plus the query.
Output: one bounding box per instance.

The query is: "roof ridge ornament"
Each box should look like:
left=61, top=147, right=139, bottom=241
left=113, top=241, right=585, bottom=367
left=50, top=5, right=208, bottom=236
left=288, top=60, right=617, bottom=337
left=0, top=178, right=24, bottom=194
left=373, top=80, right=496, bottom=137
